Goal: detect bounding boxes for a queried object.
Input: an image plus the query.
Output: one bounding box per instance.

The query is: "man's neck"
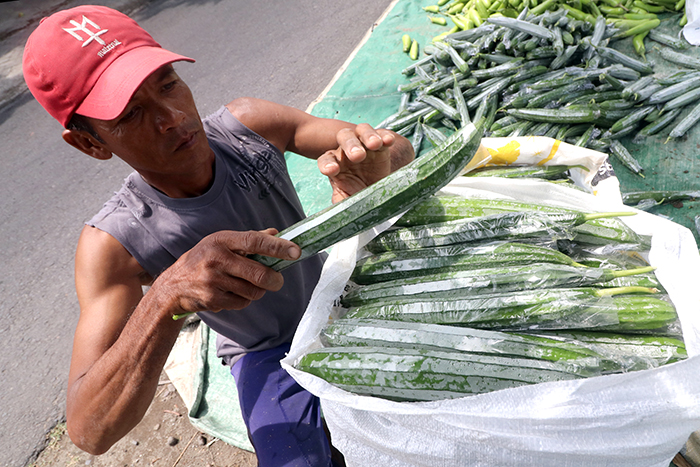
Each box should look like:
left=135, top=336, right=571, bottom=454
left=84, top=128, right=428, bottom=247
left=140, top=148, right=216, bottom=199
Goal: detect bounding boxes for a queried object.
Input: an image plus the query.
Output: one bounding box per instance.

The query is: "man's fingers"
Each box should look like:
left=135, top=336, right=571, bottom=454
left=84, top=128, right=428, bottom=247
left=337, top=124, right=396, bottom=163
left=216, top=230, right=300, bottom=262
left=336, top=127, right=368, bottom=163
left=208, top=232, right=289, bottom=294
left=317, top=150, right=340, bottom=177
left=353, top=123, right=395, bottom=151
left=200, top=274, right=269, bottom=312
left=354, top=123, right=384, bottom=152
left=377, top=129, right=396, bottom=148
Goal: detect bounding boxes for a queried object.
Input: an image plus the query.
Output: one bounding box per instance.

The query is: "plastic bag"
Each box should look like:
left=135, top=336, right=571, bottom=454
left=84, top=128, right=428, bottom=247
left=684, top=0, right=700, bottom=44
left=282, top=173, right=700, bottom=467
left=471, top=136, right=620, bottom=200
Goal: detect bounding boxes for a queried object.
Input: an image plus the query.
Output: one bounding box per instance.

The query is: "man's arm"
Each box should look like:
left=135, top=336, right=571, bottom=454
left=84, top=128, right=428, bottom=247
left=67, top=226, right=301, bottom=454
left=226, top=97, right=415, bottom=202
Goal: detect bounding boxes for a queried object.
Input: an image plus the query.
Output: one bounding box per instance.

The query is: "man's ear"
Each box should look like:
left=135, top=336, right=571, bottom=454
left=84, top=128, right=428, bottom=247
left=62, top=129, right=113, bottom=160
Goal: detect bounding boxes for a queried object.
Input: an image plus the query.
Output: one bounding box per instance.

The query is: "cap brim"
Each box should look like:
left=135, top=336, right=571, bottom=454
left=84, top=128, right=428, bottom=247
left=75, top=46, right=194, bottom=122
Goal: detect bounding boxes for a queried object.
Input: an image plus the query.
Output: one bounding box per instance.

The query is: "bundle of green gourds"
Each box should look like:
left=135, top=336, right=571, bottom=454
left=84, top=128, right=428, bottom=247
left=296, top=191, right=686, bottom=402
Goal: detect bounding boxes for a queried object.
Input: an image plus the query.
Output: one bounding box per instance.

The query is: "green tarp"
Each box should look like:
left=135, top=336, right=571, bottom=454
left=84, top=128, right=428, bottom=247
left=188, top=323, right=254, bottom=451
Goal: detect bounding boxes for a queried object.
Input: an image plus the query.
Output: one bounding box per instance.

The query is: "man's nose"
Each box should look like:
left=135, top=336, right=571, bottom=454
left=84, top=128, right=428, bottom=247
left=155, top=104, right=186, bottom=133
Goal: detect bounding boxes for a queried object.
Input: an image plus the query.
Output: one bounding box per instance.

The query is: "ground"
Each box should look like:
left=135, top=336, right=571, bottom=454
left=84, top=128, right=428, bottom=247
left=28, top=373, right=257, bottom=467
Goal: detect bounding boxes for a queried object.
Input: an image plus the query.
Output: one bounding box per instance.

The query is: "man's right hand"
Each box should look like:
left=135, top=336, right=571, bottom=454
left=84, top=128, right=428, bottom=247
left=67, top=226, right=300, bottom=454
left=158, top=228, right=301, bottom=315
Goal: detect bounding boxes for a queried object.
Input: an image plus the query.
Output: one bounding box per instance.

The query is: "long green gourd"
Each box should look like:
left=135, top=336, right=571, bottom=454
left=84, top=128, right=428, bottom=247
left=320, top=318, right=604, bottom=376
left=295, top=346, right=581, bottom=402
left=340, top=265, right=656, bottom=307
left=365, top=210, right=635, bottom=253
left=351, top=241, right=585, bottom=285
left=533, top=330, right=687, bottom=370
left=393, top=194, right=649, bottom=248
left=250, top=120, right=486, bottom=271
left=318, top=319, right=687, bottom=376
left=341, top=286, right=676, bottom=332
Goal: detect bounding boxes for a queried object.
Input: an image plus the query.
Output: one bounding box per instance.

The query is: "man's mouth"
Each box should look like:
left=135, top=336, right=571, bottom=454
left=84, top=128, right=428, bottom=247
left=175, top=131, right=198, bottom=151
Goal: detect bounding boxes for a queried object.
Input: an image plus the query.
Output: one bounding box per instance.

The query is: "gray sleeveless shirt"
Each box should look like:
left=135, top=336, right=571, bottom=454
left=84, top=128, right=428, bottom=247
left=87, top=106, right=325, bottom=365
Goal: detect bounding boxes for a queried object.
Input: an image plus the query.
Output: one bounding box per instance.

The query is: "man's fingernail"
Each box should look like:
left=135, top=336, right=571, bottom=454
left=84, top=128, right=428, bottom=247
left=289, top=246, right=301, bottom=259
left=351, top=147, right=363, bottom=156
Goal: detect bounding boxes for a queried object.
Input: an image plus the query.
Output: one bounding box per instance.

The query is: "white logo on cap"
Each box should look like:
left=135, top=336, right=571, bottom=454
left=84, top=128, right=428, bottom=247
left=63, top=16, right=108, bottom=47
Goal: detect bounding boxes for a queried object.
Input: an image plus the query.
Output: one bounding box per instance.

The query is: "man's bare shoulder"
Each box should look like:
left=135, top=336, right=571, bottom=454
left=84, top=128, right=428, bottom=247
left=224, top=97, right=258, bottom=121
left=224, top=97, right=294, bottom=129
left=76, top=225, right=153, bottom=288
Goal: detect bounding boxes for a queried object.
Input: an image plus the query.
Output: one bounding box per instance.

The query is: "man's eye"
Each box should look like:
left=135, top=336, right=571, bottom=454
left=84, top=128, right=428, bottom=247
left=121, top=107, right=139, bottom=122
left=163, top=80, right=178, bottom=91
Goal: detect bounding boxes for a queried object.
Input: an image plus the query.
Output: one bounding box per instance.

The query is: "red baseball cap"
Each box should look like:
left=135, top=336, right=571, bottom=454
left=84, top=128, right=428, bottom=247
left=23, top=5, right=194, bottom=127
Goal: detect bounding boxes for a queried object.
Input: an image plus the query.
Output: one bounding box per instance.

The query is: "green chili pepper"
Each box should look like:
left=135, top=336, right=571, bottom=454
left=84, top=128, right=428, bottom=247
left=613, top=18, right=659, bottom=39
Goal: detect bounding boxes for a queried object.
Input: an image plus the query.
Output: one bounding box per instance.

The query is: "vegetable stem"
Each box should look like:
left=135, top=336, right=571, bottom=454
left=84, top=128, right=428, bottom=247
left=610, top=266, right=656, bottom=278
left=583, top=211, right=637, bottom=221
left=594, top=286, right=659, bottom=297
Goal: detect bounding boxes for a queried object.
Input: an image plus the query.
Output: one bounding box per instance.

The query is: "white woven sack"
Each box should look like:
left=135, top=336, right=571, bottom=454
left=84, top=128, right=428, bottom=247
left=283, top=151, right=700, bottom=467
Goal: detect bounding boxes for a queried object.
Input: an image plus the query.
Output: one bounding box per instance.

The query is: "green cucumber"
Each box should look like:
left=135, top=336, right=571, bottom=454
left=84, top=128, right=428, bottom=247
left=296, top=346, right=581, bottom=401
left=250, top=121, right=485, bottom=271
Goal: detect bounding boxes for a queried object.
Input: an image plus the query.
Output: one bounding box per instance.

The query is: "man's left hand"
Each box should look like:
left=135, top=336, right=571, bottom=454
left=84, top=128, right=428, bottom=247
left=317, top=123, right=395, bottom=204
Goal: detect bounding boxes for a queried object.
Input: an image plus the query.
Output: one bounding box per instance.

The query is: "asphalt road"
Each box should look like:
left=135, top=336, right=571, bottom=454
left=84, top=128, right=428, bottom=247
left=0, top=0, right=395, bottom=465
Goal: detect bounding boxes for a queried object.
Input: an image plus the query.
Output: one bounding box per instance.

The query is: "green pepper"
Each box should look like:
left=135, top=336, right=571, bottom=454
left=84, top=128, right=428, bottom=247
left=633, top=31, right=648, bottom=59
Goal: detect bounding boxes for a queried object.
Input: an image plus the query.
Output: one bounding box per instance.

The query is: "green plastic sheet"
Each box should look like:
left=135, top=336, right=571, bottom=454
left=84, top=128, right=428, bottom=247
left=187, top=323, right=254, bottom=451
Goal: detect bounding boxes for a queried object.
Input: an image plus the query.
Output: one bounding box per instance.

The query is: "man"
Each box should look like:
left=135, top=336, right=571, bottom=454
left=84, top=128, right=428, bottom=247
left=22, top=5, right=414, bottom=466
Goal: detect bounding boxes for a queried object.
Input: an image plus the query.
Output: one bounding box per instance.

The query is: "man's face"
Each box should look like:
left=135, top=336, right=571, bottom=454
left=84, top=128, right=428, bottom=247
left=87, top=65, right=212, bottom=185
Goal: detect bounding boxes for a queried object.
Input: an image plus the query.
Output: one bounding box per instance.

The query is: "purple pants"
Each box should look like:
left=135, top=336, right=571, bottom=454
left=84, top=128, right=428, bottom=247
left=231, top=343, right=333, bottom=467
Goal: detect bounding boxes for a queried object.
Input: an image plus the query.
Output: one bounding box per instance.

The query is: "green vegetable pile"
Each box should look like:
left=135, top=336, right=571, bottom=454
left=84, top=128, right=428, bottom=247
left=384, top=9, right=700, bottom=183
left=405, top=0, right=686, bottom=54
left=296, top=190, right=686, bottom=402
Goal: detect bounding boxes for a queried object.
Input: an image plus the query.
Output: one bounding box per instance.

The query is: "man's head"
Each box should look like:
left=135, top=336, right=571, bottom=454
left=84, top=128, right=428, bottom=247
left=24, top=6, right=213, bottom=197
left=22, top=5, right=194, bottom=128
